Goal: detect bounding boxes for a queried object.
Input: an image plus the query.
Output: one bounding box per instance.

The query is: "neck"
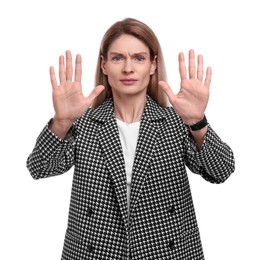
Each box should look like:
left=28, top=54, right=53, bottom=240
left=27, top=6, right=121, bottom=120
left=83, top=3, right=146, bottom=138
left=113, top=93, right=146, bottom=123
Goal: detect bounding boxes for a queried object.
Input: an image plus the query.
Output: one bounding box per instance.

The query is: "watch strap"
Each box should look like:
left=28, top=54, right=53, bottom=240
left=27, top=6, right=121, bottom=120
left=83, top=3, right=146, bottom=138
left=188, top=115, right=208, bottom=131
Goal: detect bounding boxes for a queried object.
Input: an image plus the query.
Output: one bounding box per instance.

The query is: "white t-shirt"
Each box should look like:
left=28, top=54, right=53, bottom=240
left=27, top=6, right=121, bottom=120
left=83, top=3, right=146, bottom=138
left=116, top=118, right=140, bottom=218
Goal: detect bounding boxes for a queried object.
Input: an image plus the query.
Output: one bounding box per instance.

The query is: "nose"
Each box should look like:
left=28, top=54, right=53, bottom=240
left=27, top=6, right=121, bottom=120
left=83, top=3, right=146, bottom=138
left=122, top=59, right=134, bottom=74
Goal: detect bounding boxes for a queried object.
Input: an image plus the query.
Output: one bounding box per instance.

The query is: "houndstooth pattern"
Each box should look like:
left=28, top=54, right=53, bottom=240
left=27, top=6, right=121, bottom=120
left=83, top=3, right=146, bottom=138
left=27, top=96, right=235, bottom=259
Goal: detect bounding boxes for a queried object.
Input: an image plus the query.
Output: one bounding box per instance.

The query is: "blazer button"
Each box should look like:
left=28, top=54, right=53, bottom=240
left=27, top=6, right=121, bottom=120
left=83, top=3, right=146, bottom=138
left=87, top=207, right=93, bottom=217
left=168, top=240, right=175, bottom=250
left=168, top=205, right=176, bottom=214
left=87, top=244, right=94, bottom=253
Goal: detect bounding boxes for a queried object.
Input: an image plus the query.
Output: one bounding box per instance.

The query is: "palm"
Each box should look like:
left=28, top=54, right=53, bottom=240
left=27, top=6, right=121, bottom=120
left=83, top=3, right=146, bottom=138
left=173, top=78, right=209, bottom=123
left=52, top=79, right=88, bottom=122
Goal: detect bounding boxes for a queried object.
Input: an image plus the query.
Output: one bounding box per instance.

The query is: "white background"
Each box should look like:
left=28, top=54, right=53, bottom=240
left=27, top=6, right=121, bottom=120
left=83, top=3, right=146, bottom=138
left=1, top=0, right=263, bottom=259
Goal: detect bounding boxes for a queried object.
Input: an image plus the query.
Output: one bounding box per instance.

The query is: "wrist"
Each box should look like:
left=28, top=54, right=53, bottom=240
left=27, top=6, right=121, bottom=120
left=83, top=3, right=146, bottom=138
left=186, top=115, right=208, bottom=131
left=189, top=124, right=208, bottom=150
left=49, top=117, right=74, bottom=139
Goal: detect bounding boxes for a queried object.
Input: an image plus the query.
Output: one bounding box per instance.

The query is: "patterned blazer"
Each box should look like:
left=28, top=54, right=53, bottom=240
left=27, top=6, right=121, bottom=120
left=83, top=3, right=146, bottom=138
left=27, top=96, right=235, bottom=260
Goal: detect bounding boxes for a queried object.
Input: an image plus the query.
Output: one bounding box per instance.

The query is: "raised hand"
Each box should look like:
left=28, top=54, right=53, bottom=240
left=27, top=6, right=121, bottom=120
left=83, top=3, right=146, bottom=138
left=159, top=49, right=211, bottom=125
left=49, top=50, right=104, bottom=138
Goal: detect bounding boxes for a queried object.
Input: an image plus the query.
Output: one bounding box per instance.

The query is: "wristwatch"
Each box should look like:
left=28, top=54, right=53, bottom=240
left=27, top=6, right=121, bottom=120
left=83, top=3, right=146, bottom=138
left=187, top=115, right=208, bottom=131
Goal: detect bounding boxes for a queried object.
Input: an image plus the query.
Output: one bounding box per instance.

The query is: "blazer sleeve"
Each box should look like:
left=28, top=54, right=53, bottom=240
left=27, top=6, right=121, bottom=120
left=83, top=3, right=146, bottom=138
left=26, top=121, right=77, bottom=179
left=185, top=125, right=235, bottom=184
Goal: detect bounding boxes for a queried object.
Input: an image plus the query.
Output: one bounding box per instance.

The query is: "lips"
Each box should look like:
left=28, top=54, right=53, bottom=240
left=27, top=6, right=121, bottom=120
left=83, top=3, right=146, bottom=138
left=120, top=78, right=138, bottom=85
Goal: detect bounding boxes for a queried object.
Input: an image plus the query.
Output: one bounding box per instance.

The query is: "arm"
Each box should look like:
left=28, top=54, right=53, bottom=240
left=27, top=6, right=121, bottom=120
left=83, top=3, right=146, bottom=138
left=190, top=125, right=208, bottom=150
left=159, top=49, right=235, bottom=182
left=26, top=122, right=77, bottom=179
left=27, top=50, right=104, bottom=178
left=185, top=125, right=235, bottom=183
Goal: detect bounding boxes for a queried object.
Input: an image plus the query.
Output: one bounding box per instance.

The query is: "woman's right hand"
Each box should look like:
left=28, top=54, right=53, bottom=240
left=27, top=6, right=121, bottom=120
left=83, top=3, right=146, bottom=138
left=49, top=50, right=104, bottom=138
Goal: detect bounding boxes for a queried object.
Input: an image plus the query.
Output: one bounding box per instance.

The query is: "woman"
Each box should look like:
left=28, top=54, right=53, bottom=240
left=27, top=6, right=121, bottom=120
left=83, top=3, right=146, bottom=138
left=27, top=18, right=235, bottom=259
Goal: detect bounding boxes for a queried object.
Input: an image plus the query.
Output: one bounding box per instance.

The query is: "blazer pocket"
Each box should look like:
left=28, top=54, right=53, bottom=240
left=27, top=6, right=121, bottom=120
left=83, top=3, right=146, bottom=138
left=180, top=227, right=199, bottom=239
left=65, top=228, right=82, bottom=244
left=62, top=228, right=91, bottom=259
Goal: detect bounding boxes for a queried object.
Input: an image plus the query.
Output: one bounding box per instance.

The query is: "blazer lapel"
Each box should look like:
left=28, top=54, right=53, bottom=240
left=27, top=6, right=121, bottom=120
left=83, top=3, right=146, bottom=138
left=90, top=97, right=165, bottom=228
left=129, top=97, right=165, bottom=222
left=91, top=99, right=129, bottom=228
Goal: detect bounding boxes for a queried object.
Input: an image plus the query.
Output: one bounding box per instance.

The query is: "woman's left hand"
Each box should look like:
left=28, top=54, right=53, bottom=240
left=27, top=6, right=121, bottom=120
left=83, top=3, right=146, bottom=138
left=159, top=49, right=212, bottom=125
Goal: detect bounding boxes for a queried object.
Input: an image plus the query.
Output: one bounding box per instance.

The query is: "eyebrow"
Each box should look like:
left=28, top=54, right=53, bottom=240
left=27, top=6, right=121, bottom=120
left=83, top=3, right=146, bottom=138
left=109, top=51, right=149, bottom=56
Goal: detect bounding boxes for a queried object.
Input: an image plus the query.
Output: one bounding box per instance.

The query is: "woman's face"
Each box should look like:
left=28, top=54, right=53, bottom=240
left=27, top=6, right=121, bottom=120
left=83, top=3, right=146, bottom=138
left=101, top=34, right=156, bottom=98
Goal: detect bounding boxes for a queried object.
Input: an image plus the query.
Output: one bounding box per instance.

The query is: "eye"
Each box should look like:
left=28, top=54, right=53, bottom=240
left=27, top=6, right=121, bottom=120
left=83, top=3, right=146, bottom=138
left=112, top=56, right=123, bottom=62
left=134, top=56, right=145, bottom=62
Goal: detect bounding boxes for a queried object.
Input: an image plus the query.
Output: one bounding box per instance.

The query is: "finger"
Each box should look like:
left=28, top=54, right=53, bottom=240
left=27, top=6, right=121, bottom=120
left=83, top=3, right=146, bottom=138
left=197, top=54, right=204, bottom=81
left=188, top=49, right=196, bottom=79
left=204, top=67, right=212, bottom=89
left=59, top=55, right=66, bottom=83
left=178, top=52, right=187, bottom=80
left=74, top=54, right=82, bottom=82
left=86, top=85, right=105, bottom=103
left=50, top=66, right=58, bottom=89
left=158, top=81, right=175, bottom=102
left=65, top=50, right=73, bottom=81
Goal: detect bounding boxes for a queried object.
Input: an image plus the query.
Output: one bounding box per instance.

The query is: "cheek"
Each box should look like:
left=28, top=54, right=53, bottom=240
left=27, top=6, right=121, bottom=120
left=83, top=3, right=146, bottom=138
left=141, top=64, right=155, bottom=75
left=142, top=68, right=153, bottom=80
left=141, top=74, right=152, bottom=88
left=105, top=66, right=119, bottom=77
left=105, top=70, right=119, bottom=87
left=107, top=70, right=117, bottom=79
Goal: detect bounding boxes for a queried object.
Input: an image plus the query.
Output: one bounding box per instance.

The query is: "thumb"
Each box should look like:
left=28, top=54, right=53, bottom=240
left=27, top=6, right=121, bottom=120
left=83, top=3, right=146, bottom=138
left=86, top=85, right=105, bottom=104
left=158, top=81, right=175, bottom=102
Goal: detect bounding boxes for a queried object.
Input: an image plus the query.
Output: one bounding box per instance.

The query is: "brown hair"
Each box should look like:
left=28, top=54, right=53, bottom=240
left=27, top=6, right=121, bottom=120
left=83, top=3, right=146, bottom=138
left=92, top=17, right=169, bottom=108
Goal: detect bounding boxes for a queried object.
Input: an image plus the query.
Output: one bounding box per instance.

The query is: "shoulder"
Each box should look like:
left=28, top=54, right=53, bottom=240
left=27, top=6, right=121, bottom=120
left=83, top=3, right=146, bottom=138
left=146, top=97, right=186, bottom=134
left=75, top=98, right=114, bottom=126
left=162, top=105, right=185, bottom=130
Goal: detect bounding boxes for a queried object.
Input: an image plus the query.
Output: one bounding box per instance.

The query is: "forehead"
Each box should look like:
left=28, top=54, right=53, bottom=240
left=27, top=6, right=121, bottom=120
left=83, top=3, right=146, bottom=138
left=108, top=34, right=150, bottom=55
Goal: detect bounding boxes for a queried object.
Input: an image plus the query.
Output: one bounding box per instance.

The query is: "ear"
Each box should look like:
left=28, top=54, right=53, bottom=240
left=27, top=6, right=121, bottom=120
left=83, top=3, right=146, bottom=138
left=150, top=56, right=157, bottom=75
left=101, top=55, right=108, bottom=75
